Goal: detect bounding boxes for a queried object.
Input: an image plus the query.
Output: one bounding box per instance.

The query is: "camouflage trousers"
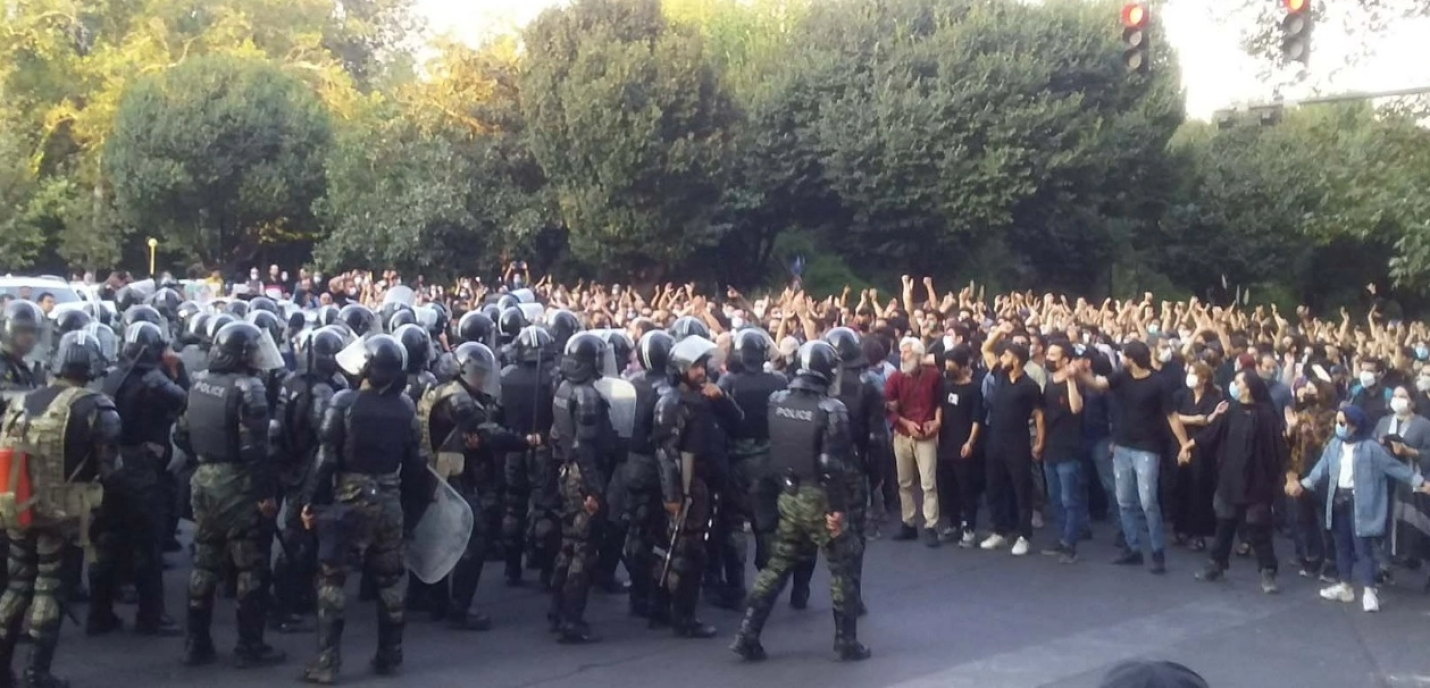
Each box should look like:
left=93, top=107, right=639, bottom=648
left=747, top=485, right=854, bottom=617
left=90, top=458, right=167, bottom=627
left=503, top=447, right=559, bottom=582
left=549, top=463, right=601, bottom=626
left=0, top=527, right=70, bottom=647
left=189, top=463, right=271, bottom=645
left=311, top=478, right=405, bottom=672
left=710, top=440, right=768, bottom=592
left=843, top=471, right=869, bottom=604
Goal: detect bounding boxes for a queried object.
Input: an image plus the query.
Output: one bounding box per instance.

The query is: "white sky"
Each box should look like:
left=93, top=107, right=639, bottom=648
left=414, top=0, right=1429, bottom=120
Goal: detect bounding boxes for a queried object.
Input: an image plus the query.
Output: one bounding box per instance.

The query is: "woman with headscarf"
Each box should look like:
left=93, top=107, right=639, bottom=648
left=1292, top=405, right=1430, bottom=612
left=1172, top=361, right=1222, bottom=551
left=1283, top=378, right=1340, bottom=580
left=1179, top=371, right=1287, bottom=593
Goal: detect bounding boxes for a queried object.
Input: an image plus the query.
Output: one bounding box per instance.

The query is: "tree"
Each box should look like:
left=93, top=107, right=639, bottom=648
left=105, top=54, right=332, bottom=269
left=521, top=0, right=737, bottom=282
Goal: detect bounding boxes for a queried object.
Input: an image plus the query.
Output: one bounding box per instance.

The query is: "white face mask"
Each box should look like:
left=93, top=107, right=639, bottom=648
left=1391, top=397, right=1411, bottom=415
left=1159, top=348, right=1173, bottom=363
left=942, top=335, right=955, bottom=350
left=1185, top=374, right=1199, bottom=389
left=1359, top=371, right=1377, bottom=388
left=1418, top=377, right=1430, bottom=393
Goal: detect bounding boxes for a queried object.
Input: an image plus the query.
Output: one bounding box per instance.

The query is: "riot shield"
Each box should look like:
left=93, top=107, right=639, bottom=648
left=510, top=288, right=537, bottom=304
left=518, top=302, right=545, bottom=324
left=25, top=314, right=55, bottom=374
left=414, top=306, right=440, bottom=332
left=383, top=285, right=417, bottom=309
left=405, top=466, right=475, bottom=584
left=335, top=337, right=368, bottom=378
left=253, top=329, right=286, bottom=372
left=81, top=323, right=117, bottom=370
left=594, top=376, right=637, bottom=438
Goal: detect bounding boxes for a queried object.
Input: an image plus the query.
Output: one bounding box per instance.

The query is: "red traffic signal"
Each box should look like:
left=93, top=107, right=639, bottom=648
left=1283, top=0, right=1307, bottom=12
left=1280, top=0, right=1312, bottom=64
left=1120, top=3, right=1148, bottom=28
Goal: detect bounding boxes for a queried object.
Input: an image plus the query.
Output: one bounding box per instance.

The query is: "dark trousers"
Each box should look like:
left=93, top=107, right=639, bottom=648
left=1332, top=494, right=1378, bottom=588
left=937, top=453, right=981, bottom=531
left=1210, top=505, right=1277, bottom=573
left=986, top=443, right=1033, bottom=540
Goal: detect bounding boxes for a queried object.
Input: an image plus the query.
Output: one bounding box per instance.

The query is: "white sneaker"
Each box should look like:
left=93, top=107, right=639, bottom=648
left=1362, top=587, right=1380, bottom=613
left=1319, top=582, right=1354, bottom=603
left=1010, top=537, right=1030, bottom=556
left=959, top=530, right=977, bottom=548
left=980, top=534, right=1007, bottom=550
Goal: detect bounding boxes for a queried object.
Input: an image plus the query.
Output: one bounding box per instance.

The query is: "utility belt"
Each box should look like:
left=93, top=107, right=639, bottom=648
left=119, top=443, right=167, bottom=472
left=335, top=471, right=399, bottom=502
left=781, top=469, right=816, bottom=493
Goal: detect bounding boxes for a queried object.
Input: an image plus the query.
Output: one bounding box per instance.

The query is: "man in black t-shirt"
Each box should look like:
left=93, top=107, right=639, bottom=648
left=1078, top=341, right=1190, bottom=574
left=936, top=345, right=984, bottom=546
left=1038, top=341, right=1084, bottom=564
left=979, top=324, right=1045, bottom=556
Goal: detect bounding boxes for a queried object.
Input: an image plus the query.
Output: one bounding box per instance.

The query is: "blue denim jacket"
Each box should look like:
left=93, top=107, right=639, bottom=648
left=1300, top=437, right=1426, bottom=537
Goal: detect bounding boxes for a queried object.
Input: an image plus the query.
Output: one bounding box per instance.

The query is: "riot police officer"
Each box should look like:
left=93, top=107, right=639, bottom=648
left=547, top=310, right=582, bottom=354
left=654, top=334, right=740, bottom=640
left=0, top=331, right=117, bottom=688
left=394, top=324, right=437, bottom=404
left=0, top=300, right=46, bottom=593
left=547, top=333, right=620, bottom=644
left=496, top=307, right=527, bottom=367
left=823, top=327, right=885, bottom=616
left=88, top=321, right=187, bottom=637
left=269, top=327, right=347, bottom=633
left=298, top=335, right=435, bottom=684
left=623, top=331, right=673, bottom=621
left=416, top=342, right=539, bottom=630
left=499, top=326, right=558, bottom=586
left=173, top=321, right=286, bottom=668
left=709, top=328, right=787, bottom=609
left=337, top=305, right=378, bottom=339
left=731, top=341, right=870, bottom=663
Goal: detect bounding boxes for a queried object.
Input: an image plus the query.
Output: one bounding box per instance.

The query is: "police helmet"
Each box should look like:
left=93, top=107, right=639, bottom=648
left=823, top=327, right=865, bottom=370
left=393, top=324, right=432, bottom=374
left=225, top=299, right=250, bottom=319
left=338, top=304, right=378, bottom=338
left=514, top=325, right=554, bottom=365
left=794, top=341, right=840, bottom=385
left=302, top=326, right=346, bottom=376
left=248, top=296, right=279, bottom=315
left=246, top=309, right=284, bottom=345
left=561, top=332, right=606, bottom=383
left=387, top=308, right=417, bottom=333
left=205, top=313, right=238, bottom=342
left=362, top=334, right=407, bottom=388
left=55, top=330, right=106, bottom=382
left=637, top=331, right=674, bottom=374
left=210, top=321, right=265, bottom=373
left=453, top=342, right=499, bottom=394
left=457, top=311, right=496, bottom=347
left=123, top=321, right=168, bottom=365
left=148, top=288, right=184, bottom=322
left=55, top=309, right=94, bottom=336
left=601, top=330, right=634, bottom=372
left=670, top=316, right=710, bottom=342
left=123, top=304, right=166, bottom=332
left=0, top=300, right=44, bottom=357
left=733, top=328, right=773, bottom=370
left=497, top=307, right=527, bottom=344
left=316, top=305, right=340, bottom=327
left=547, top=310, right=582, bottom=350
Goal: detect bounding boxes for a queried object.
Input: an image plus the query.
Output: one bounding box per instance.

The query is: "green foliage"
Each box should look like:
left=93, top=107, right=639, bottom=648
left=105, top=54, right=332, bottom=269
left=521, top=0, right=737, bottom=282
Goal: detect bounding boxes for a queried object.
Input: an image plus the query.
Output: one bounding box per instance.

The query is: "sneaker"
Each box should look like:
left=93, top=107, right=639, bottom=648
left=1319, top=582, right=1354, bottom=603
left=1195, top=564, right=1225, bottom=582
left=1031, top=512, right=1044, bottom=529
left=1260, top=570, right=1279, bottom=595
left=1010, top=537, right=1030, bottom=556
left=937, top=526, right=957, bottom=542
left=980, top=534, right=1007, bottom=550
left=1149, top=550, right=1167, bottom=575
left=892, top=524, right=918, bottom=541
left=1362, top=587, right=1380, bottom=613
left=1058, top=548, right=1078, bottom=565
left=1041, top=542, right=1071, bottom=558
left=923, top=528, right=941, bottom=548
left=959, top=529, right=977, bottom=548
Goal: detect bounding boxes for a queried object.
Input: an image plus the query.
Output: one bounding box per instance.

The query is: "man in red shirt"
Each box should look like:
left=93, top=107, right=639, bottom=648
left=885, top=337, right=942, bottom=546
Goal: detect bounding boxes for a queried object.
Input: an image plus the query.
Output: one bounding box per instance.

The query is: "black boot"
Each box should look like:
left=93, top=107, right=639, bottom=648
left=301, top=619, right=343, bottom=685
left=182, top=607, right=217, bottom=666
left=834, top=611, right=871, bottom=661
left=647, top=586, right=672, bottom=629
left=729, top=600, right=771, bottom=662
left=21, top=635, right=68, bottom=688
left=0, top=619, right=22, bottom=688
left=790, top=559, right=814, bottom=610
left=671, top=583, right=717, bottom=639
left=371, top=614, right=403, bottom=676
left=557, top=620, right=600, bottom=644
left=233, top=593, right=286, bottom=668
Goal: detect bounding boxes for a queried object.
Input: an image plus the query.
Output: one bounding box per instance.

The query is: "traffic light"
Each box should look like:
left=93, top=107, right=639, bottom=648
left=1280, top=0, right=1312, bottom=64
left=1120, top=3, right=1151, bottom=75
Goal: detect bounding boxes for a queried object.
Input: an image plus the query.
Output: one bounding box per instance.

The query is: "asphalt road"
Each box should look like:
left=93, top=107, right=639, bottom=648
left=45, top=520, right=1430, bottom=688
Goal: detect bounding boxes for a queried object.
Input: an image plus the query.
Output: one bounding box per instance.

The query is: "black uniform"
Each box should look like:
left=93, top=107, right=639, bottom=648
left=89, top=360, right=188, bottom=635
left=547, top=372, right=614, bottom=642
left=710, top=365, right=787, bottom=607
left=623, top=368, right=669, bottom=619
left=269, top=370, right=345, bottom=629
left=499, top=360, right=557, bottom=585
